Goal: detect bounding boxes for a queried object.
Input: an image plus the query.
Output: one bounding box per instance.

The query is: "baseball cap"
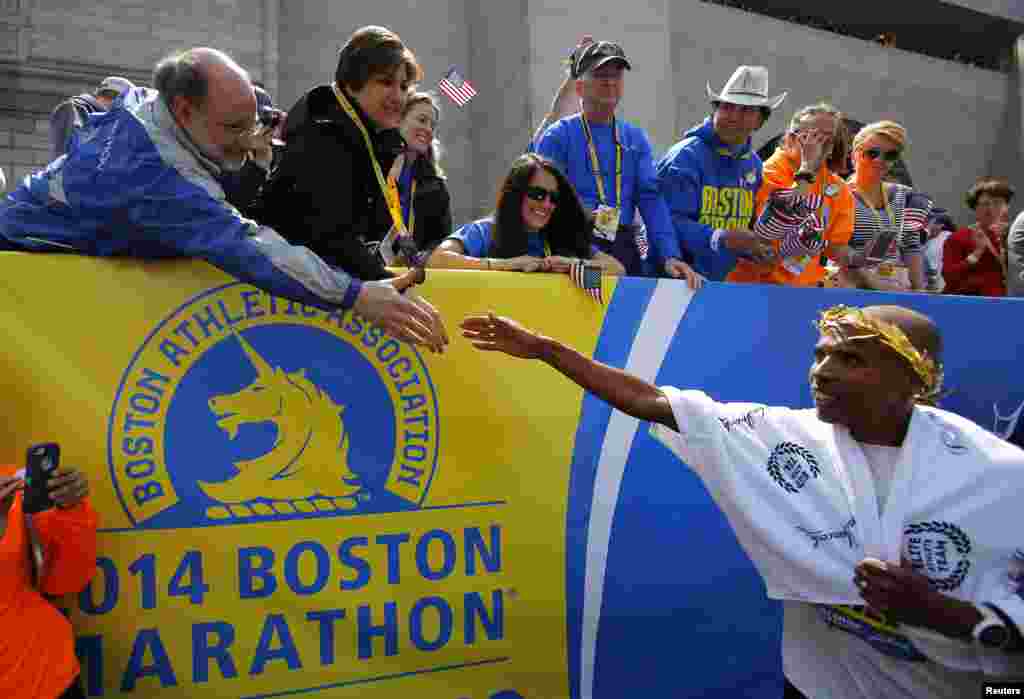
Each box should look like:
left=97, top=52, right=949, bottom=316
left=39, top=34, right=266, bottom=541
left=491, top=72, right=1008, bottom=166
left=96, top=76, right=135, bottom=97
left=573, top=41, right=631, bottom=78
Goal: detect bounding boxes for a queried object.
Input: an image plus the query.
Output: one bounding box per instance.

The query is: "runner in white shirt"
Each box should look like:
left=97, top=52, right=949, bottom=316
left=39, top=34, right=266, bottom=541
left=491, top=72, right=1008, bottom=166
left=461, top=304, right=1024, bottom=698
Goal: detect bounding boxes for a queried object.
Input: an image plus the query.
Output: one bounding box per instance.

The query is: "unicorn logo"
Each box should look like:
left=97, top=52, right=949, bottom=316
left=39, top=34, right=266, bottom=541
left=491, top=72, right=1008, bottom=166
left=109, top=282, right=440, bottom=528
left=993, top=399, right=1024, bottom=442
left=199, top=330, right=364, bottom=519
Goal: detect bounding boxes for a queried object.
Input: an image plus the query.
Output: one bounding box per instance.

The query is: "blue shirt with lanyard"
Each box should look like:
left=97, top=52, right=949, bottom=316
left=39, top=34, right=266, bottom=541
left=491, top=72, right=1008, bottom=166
left=532, top=113, right=674, bottom=272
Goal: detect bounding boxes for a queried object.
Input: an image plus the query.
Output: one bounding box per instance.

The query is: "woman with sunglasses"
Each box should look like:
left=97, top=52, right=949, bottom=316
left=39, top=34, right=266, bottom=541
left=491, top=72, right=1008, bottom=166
left=834, top=121, right=930, bottom=292
left=428, top=153, right=626, bottom=275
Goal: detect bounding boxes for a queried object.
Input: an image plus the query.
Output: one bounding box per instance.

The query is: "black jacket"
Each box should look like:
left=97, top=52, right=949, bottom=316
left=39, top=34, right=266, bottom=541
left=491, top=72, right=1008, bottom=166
left=406, top=157, right=453, bottom=251
left=251, top=85, right=404, bottom=280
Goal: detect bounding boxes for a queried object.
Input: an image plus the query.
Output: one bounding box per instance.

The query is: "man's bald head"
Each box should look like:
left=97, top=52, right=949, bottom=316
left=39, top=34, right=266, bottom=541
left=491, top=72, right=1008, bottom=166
left=861, top=305, right=942, bottom=366
left=154, top=47, right=253, bottom=110
left=154, top=47, right=258, bottom=171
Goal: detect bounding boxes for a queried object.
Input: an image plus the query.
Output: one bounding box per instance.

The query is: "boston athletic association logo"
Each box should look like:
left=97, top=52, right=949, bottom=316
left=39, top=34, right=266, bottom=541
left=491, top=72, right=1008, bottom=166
left=904, top=520, right=972, bottom=592
left=766, top=441, right=821, bottom=494
left=108, top=283, right=440, bottom=528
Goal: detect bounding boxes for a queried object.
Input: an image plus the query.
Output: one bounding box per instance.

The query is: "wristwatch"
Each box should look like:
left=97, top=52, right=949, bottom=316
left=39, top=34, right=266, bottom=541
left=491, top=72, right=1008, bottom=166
left=972, top=604, right=1012, bottom=649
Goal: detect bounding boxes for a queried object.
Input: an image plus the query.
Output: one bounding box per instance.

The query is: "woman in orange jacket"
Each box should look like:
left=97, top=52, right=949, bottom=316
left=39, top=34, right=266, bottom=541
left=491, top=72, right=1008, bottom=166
left=0, top=464, right=97, bottom=699
left=729, top=103, right=855, bottom=286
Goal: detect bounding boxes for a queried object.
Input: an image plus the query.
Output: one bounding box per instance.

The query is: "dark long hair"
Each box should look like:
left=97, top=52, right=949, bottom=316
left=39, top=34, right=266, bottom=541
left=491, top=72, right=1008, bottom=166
left=488, top=153, right=592, bottom=259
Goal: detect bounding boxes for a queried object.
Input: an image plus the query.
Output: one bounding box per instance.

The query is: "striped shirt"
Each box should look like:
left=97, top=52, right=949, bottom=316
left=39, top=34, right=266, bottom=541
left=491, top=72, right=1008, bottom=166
left=848, top=184, right=930, bottom=266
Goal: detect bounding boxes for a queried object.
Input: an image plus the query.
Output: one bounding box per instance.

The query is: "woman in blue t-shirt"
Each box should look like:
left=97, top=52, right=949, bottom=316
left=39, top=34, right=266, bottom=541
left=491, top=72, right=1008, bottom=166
left=428, top=153, right=624, bottom=275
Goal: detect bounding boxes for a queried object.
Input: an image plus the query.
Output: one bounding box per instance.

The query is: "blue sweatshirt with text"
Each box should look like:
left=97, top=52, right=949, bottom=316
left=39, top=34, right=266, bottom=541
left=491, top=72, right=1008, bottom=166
left=654, top=118, right=763, bottom=281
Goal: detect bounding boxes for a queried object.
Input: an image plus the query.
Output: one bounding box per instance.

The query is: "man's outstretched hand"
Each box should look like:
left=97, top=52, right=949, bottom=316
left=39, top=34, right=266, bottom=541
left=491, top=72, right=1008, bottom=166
left=461, top=312, right=546, bottom=359
left=354, top=268, right=449, bottom=353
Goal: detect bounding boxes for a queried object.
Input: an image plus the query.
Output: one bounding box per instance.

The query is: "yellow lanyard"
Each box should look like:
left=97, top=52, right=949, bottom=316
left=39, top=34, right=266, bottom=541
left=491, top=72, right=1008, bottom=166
left=404, top=178, right=417, bottom=236
left=580, top=110, right=622, bottom=209
left=332, top=84, right=407, bottom=236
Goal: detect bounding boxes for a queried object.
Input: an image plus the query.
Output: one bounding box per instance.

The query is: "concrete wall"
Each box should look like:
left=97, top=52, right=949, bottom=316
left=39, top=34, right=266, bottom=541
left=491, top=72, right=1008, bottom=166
left=0, top=0, right=269, bottom=190
left=657, top=0, right=1020, bottom=223
left=0, top=0, right=1020, bottom=229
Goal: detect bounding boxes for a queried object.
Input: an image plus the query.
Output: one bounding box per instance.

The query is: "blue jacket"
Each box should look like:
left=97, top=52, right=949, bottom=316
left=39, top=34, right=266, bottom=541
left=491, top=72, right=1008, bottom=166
left=532, top=115, right=672, bottom=260
left=0, top=89, right=361, bottom=310
left=655, top=118, right=763, bottom=281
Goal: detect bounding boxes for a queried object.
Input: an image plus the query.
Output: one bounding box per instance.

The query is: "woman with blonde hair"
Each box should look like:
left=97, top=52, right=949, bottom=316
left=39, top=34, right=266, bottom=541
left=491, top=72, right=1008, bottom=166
left=393, top=90, right=452, bottom=252
left=834, top=120, right=930, bottom=291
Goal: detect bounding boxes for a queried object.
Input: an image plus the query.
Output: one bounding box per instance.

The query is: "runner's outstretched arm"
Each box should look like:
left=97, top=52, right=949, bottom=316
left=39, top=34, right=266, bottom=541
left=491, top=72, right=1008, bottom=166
left=461, top=312, right=677, bottom=429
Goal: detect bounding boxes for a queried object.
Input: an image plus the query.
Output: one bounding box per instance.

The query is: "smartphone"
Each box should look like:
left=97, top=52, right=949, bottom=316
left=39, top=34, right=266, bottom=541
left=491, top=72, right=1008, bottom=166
left=23, top=442, right=59, bottom=514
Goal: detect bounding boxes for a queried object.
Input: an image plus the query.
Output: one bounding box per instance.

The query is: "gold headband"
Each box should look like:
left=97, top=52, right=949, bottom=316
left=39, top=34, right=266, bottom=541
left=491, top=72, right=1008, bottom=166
left=816, top=305, right=943, bottom=402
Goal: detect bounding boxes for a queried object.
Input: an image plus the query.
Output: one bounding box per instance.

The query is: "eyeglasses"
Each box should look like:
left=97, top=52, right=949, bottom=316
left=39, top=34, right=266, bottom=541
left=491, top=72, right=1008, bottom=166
left=863, top=147, right=901, bottom=163
left=525, top=186, right=560, bottom=205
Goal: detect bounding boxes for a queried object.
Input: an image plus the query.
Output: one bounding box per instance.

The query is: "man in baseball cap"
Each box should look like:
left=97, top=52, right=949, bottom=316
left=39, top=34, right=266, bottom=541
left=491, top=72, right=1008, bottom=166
left=570, top=40, right=631, bottom=77
left=655, top=65, right=786, bottom=281
left=532, top=38, right=697, bottom=284
left=48, top=76, right=136, bottom=160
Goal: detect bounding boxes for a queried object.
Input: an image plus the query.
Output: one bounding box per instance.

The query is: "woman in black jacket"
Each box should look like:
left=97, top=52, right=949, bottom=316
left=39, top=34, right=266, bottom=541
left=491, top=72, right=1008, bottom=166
left=393, top=91, right=452, bottom=253
left=250, top=26, right=422, bottom=280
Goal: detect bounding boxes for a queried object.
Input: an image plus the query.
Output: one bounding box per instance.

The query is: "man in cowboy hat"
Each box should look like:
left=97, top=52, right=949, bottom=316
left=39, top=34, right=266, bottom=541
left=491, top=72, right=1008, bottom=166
left=532, top=40, right=699, bottom=286
left=654, top=65, right=785, bottom=281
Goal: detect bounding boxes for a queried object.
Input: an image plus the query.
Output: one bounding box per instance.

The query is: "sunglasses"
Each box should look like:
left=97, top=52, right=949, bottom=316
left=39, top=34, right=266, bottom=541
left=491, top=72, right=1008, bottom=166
left=525, top=186, right=560, bottom=205
left=863, top=147, right=901, bottom=163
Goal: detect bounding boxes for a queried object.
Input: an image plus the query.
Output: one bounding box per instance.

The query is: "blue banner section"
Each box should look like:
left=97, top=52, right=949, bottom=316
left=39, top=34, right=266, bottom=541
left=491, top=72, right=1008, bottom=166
left=567, top=281, right=1024, bottom=698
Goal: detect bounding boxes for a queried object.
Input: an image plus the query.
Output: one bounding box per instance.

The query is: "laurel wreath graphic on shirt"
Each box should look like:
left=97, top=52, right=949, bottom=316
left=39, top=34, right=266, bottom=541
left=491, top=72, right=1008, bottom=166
left=904, top=521, right=972, bottom=592
left=766, top=442, right=821, bottom=494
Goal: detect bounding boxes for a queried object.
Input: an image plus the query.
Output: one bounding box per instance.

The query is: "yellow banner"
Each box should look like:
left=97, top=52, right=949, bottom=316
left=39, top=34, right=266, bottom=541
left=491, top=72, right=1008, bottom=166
left=0, top=256, right=614, bottom=699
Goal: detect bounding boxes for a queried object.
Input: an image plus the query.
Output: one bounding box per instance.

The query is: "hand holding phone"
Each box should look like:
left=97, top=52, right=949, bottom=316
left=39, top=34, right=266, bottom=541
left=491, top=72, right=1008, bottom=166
left=23, top=443, right=59, bottom=514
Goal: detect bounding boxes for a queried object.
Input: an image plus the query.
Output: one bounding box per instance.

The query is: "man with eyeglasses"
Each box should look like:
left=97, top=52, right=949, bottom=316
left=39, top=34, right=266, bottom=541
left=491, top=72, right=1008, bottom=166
left=0, top=47, right=448, bottom=353
left=532, top=40, right=700, bottom=287
left=655, top=65, right=784, bottom=282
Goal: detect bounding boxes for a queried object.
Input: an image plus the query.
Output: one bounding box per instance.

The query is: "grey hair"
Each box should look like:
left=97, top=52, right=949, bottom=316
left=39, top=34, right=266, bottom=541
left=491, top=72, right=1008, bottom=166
left=153, top=48, right=249, bottom=110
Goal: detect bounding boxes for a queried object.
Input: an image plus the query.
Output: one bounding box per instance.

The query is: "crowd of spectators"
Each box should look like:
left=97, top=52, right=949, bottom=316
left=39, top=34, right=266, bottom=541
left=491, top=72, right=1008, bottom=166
left=0, top=21, right=1021, bottom=698
left=0, top=26, right=1020, bottom=310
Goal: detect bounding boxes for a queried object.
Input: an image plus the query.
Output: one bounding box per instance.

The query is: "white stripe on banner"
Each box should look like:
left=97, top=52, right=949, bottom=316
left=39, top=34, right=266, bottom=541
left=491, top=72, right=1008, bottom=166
left=580, top=280, right=694, bottom=699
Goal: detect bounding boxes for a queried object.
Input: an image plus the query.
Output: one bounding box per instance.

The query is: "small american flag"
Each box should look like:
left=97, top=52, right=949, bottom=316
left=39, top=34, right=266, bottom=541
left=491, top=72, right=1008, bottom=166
left=570, top=260, right=603, bottom=303
left=633, top=222, right=650, bottom=260
left=438, top=67, right=477, bottom=107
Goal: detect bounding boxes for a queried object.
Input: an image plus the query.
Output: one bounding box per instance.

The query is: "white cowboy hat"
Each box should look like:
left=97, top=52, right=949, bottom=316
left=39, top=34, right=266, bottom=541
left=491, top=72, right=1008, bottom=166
left=706, top=65, right=786, bottom=111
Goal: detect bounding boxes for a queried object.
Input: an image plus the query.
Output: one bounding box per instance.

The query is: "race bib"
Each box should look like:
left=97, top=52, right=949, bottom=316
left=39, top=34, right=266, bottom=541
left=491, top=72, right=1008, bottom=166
left=593, top=205, right=621, bottom=242
left=817, top=605, right=926, bottom=662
